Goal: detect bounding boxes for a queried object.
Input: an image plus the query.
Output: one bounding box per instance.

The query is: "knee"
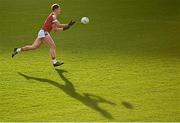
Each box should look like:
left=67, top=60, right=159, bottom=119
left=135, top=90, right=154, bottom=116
left=51, top=44, right=56, bottom=49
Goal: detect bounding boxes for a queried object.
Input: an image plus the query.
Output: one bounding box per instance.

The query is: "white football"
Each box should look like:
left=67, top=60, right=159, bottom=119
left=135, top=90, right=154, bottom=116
left=81, top=17, right=89, bottom=24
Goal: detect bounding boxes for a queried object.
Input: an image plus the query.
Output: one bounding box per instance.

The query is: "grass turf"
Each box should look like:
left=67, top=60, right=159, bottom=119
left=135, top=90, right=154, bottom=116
left=0, top=0, right=180, bottom=121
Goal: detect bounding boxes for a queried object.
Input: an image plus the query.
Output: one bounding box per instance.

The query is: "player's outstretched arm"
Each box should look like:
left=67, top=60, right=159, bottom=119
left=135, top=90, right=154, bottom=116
left=63, top=20, right=76, bottom=31
left=54, top=20, right=62, bottom=27
left=54, top=20, right=69, bottom=28
left=53, top=20, right=76, bottom=32
left=56, top=20, right=75, bottom=28
left=52, top=24, right=63, bottom=32
left=59, top=24, right=68, bottom=28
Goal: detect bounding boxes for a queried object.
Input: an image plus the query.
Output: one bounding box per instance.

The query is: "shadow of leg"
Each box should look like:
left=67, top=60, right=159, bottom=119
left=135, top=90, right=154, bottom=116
left=18, top=71, right=116, bottom=120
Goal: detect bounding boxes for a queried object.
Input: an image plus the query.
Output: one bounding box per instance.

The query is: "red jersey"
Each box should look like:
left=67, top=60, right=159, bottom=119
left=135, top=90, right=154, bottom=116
left=42, top=12, right=57, bottom=32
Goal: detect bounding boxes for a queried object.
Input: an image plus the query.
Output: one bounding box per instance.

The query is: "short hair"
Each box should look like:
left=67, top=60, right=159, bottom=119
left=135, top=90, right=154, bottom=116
left=51, top=4, right=60, bottom=11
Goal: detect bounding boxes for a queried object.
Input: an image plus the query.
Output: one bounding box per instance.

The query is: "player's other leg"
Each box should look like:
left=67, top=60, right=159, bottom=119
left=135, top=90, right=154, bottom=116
left=44, top=34, right=64, bottom=67
left=12, top=38, right=43, bottom=58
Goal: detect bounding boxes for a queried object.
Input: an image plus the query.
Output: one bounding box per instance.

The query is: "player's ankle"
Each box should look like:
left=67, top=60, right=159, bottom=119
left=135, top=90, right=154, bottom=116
left=16, top=48, right=22, bottom=52
left=52, top=59, right=58, bottom=64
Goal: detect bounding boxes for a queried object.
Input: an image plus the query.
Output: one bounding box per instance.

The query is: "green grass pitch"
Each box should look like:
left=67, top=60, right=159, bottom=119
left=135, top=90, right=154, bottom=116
left=0, top=0, right=180, bottom=121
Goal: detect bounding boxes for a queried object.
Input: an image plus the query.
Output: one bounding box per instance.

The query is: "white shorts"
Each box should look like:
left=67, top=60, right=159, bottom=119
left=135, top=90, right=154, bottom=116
left=38, top=29, right=49, bottom=38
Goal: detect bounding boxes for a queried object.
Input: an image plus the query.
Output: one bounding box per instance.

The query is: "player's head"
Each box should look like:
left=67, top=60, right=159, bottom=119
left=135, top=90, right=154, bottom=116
left=51, top=4, right=61, bottom=15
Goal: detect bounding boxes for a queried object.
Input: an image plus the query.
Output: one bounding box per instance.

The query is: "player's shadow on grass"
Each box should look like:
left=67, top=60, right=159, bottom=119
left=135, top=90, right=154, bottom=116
left=18, top=69, right=116, bottom=119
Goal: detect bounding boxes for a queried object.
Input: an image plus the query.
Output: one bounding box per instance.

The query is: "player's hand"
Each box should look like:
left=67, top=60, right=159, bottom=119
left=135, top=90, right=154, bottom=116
left=63, top=25, right=70, bottom=31
left=63, top=20, right=75, bottom=31
left=68, top=20, right=76, bottom=26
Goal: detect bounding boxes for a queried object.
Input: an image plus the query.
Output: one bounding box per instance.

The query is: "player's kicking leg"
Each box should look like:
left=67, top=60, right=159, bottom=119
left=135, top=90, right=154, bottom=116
left=12, top=37, right=43, bottom=58
left=43, top=34, right=64, bottom=67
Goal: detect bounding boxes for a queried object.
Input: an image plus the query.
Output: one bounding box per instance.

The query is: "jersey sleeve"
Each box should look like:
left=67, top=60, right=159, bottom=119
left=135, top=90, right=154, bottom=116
left=52, top=14, right=58, bottom=23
